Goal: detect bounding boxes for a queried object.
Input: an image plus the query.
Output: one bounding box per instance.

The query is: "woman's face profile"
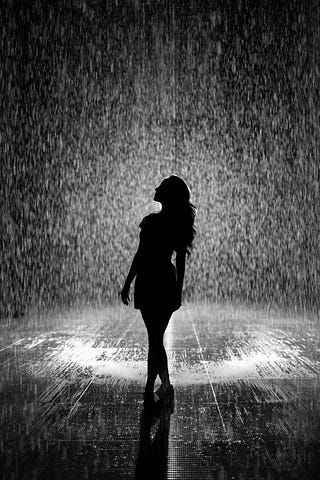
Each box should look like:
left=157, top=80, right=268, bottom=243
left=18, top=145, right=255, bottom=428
left=153, top=180, right=168, bottom=203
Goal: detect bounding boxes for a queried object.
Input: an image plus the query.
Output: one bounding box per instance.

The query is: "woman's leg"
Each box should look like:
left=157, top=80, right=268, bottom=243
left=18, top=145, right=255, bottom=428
left=141, top=308, right=173, bottom=392
left=154, top=310, right=172, bottom=387
left=141, top=308, right=158, bottom=393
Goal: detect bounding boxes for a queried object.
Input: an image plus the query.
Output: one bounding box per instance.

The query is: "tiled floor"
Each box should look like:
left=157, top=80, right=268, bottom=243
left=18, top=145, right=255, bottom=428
left=1, top=302, right=320, bottom=479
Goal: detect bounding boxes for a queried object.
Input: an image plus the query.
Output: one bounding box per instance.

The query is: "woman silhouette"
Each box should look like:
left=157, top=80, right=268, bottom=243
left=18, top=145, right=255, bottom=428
left=121, top=175, right=196, bottom=405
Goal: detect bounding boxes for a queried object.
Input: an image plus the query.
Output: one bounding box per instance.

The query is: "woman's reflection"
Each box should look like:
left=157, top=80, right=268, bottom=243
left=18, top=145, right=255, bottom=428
left=135, top=397, right=174, bottom=480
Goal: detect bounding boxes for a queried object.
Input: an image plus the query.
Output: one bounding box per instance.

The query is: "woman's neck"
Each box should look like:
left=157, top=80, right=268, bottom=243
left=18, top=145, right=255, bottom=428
left=160, top=204, right=171, bottom=215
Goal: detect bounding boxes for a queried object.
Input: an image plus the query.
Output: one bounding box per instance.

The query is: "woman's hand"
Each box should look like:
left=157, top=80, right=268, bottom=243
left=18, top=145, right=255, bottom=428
left=120, top=285, right=131, bottom=305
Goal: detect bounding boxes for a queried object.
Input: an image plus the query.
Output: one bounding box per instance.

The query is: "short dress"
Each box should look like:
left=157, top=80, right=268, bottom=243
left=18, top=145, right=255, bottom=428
left=134, top=212, right=180, bottom=312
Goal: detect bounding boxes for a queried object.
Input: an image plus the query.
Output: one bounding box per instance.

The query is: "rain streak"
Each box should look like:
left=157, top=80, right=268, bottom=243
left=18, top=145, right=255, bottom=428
left=1, top=0, right=319, bottom=316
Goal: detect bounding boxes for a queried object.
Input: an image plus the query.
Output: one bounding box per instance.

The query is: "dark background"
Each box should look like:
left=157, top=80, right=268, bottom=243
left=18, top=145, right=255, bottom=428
left=1, top=0, right=320, bottom=316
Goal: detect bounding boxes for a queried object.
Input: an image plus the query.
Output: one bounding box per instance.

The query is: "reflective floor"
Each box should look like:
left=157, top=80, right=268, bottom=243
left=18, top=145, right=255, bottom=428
left=1, top=302, right=320, bottom=479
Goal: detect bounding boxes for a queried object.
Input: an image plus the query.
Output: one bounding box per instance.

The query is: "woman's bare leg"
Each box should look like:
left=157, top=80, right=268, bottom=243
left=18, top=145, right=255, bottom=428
left=141, top=308, right=158, bottom=393
left=155, top=311, right=172, bottom=387
left=141, top=308, right=172, bottom=393
left=145, top=334, right=158, bottom=393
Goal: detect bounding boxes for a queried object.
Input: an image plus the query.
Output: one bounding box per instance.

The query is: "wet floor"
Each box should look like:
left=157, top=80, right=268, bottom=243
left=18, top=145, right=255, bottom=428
left=1, top=302, right=320, bottom=479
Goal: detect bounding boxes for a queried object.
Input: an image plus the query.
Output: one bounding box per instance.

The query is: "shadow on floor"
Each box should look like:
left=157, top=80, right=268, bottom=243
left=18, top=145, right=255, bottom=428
left=134, top=396, right=173, bottom=480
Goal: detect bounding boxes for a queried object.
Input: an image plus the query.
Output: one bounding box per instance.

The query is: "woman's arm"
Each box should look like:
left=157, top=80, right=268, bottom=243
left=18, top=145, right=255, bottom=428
left=176, top=249, right=186, bottom=299
left=123, top=249, right=140, bottom=290
left=121, top=243, right=142, bottom=305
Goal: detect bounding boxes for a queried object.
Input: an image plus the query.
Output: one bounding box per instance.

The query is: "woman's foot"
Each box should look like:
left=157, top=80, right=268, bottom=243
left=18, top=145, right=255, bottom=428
left=143, top=390, right=154, bottom=406
left=154, top=384, right=174, bottom=413
left=154, top=383, right=173, bottom=401
left=143, top=384, right=157, bottom=406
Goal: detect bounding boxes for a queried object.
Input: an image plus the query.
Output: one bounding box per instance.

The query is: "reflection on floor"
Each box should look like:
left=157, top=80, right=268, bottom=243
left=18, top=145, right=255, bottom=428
left=1, top=302, right=320, bottom=479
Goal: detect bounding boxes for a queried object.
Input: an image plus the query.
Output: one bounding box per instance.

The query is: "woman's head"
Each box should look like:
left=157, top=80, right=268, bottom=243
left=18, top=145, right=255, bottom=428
left=154, top=174, right=196, bottom=256
left=154, top=174, right=190, bottom=206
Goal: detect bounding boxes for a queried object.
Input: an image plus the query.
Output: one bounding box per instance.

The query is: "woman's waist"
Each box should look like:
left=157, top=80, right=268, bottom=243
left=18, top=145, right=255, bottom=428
left=137, top=259, right=175, bottom=273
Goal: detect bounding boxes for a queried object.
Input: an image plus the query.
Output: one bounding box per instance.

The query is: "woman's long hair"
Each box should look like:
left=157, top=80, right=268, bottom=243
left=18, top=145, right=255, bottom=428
left=159, top=175, right=196, bottom=257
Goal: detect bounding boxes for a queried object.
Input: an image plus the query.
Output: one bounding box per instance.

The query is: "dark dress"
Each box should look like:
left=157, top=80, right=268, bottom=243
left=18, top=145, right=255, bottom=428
left=134, top=212, right=180, bottom=313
